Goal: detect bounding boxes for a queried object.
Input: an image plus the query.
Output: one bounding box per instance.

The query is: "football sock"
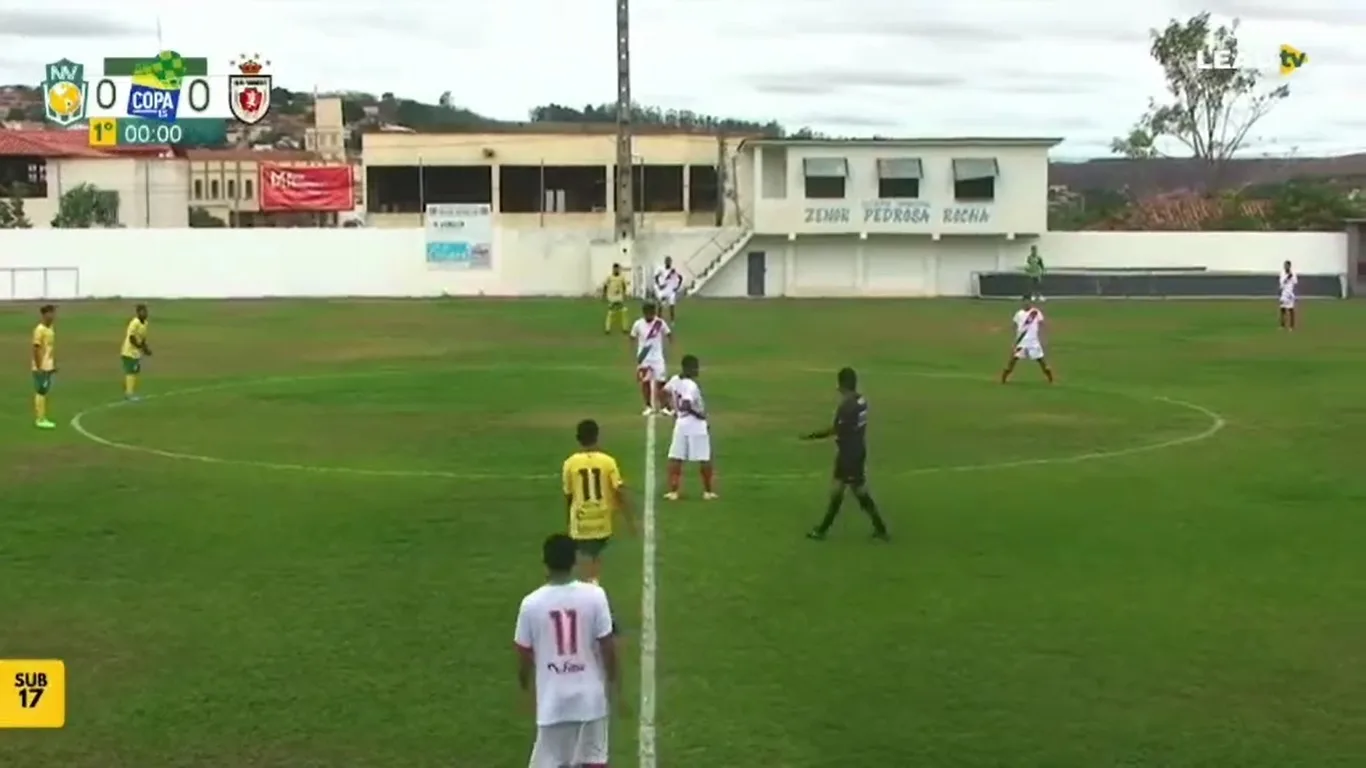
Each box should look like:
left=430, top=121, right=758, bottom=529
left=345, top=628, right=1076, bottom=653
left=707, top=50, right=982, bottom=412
left=34, top=394, right=45, bottom=421
left=854, top=491, right=888, bottom=534
left=700, top=464, right=714, bottom=492
left=815, top=492, right=844, bottom=533
left=124, top=374, right=137, bottom=396
left=604, top=310, right=613, bottom=332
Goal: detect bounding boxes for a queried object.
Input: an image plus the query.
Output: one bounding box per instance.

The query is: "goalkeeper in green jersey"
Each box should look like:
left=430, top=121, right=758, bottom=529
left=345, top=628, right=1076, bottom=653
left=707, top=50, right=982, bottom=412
left=1025, top=245, right=1045, bottom=301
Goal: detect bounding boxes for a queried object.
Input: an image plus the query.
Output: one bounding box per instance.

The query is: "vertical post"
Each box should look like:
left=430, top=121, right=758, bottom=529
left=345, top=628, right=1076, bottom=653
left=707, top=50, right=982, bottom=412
left=417, top=156, right=426, bottom=223
left=539, top=159, right=546, bottom=228
left=143, top=158, right=151, bottom=227
left=233, top=161, right=241, bottom=228
left=715, top=135, right=726, bottom=227
left=614, top=0, right=634, bottom=245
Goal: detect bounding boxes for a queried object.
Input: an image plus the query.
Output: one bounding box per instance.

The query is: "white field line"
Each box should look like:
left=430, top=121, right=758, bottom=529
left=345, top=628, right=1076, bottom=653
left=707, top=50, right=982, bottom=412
left=638, top=403, right=660, bottom=768
left=65, top=364, right=1228, bottom=768
left=68, top=367, right=1228, bottom=482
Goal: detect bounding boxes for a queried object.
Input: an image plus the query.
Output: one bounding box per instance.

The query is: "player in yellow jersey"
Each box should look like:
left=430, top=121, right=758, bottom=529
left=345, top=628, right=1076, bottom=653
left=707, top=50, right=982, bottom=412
left=31, top=304, right=57, bottom=429
left=562, top=418, right=633, bottom=584
left=602, top=263, right=630, bottom=335
left=121, top=304, right=152, bottom=400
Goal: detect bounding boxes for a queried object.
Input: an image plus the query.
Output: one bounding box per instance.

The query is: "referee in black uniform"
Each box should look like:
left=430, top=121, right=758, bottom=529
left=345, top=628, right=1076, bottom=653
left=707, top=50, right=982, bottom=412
left=801, top=367, right=890, bottom=541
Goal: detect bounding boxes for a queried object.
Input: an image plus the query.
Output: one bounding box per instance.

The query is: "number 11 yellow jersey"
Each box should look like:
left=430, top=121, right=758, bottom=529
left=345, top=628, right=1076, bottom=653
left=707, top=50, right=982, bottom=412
left=562, top=451, right=623, bottom=540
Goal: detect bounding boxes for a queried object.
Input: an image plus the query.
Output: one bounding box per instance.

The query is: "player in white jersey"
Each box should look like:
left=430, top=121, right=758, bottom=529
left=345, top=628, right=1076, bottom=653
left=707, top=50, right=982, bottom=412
left=1279, top=259, right=1298, bottom=331
left=662, top=354, right=718, bottom=500
left=515, top=533, right=619, bottom=768
left=1001, top=296, right=1055, bottom=384
left=653, top=256, right=684, bottom=323
left=629, top=301, right=673, bottom=416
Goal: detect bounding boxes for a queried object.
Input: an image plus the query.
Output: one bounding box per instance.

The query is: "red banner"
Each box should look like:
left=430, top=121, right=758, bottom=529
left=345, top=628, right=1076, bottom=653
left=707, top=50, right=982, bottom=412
left=258, top=164, right=354, bottom=212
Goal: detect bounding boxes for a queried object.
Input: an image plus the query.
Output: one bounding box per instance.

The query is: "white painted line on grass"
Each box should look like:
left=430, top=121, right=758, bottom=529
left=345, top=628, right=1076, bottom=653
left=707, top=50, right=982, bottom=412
left=68, top=367, right=1229, bottom=482
left=638, top=404, right=659, bottom=768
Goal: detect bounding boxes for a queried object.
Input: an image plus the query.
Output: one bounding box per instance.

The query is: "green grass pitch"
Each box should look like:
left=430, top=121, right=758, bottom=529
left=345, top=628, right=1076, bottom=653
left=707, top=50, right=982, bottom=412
left=2, top=297, right=1365, bottom=767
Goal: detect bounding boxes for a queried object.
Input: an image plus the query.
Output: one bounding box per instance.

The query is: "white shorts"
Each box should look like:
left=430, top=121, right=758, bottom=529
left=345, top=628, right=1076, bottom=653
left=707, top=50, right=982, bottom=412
left=668, top=430, right=711, bottom=462
left=636, top=360, right=666, bottom=383
left=529, top=717, right=608, bottom=767
left=655, top=291, right=677, bottom=306
left=1279, top=298, right=1296, bottom=309
left=1013, top=343, right=1045, bottom=361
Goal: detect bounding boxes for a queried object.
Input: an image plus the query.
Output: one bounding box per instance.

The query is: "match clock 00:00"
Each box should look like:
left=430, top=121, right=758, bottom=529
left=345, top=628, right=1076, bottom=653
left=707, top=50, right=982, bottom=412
left=87, top=117, right=227, bottom=148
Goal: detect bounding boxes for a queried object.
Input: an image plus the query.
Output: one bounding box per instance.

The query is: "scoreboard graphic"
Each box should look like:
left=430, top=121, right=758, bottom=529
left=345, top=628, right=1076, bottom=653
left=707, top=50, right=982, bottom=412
left=41, top=51, right=273, bottom=149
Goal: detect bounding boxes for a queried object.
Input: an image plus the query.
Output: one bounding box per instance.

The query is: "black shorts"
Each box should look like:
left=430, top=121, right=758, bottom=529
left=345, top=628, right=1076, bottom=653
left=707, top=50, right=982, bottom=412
left=833, top=450, right=867, bottom=486
left=575, top=537, right=610, bottom=558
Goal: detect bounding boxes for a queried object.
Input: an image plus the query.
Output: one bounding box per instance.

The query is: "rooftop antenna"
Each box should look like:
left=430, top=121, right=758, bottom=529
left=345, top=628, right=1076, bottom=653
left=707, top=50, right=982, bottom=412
left=155, top=17, right=163, bottom=48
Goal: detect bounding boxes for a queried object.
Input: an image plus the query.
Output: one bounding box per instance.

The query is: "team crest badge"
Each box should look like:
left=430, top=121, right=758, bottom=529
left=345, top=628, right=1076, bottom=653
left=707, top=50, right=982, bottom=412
left=42, top=59, right=88, bottom=127
left=228, top=55, right=271, bottom=125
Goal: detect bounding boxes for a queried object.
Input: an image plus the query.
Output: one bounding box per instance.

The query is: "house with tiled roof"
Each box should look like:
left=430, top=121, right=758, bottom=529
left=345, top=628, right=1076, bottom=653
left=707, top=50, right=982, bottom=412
left=0, top=129, right=188, bottom=227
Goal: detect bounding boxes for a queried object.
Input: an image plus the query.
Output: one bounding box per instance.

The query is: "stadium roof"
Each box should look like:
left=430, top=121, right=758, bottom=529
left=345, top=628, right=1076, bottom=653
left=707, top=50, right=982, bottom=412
left=0, top=130, right=173, bottom=158
left=743, top=137, right=1064, bottom=148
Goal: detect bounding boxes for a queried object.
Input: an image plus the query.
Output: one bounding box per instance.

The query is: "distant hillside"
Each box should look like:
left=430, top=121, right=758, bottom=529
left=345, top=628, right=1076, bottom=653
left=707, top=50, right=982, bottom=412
left=1049, top=155, right=1366, bottom=195
left=7, top=82, right=1366, bottom=197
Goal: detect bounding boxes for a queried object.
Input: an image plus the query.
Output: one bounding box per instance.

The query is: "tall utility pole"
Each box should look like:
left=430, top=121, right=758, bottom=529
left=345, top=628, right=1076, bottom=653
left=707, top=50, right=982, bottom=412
left=613, top=0, right=635, bottom=245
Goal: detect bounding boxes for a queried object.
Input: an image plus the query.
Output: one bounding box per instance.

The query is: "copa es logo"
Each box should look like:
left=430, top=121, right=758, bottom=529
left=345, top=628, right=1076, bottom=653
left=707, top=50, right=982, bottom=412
left=42, top=59, right=88, bottom=127
left=128, top=50, right=189, bottom=122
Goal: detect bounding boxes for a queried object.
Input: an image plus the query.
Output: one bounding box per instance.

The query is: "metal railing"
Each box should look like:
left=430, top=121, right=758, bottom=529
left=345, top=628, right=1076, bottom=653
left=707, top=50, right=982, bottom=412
left=0, top=267, right=80, bottom=301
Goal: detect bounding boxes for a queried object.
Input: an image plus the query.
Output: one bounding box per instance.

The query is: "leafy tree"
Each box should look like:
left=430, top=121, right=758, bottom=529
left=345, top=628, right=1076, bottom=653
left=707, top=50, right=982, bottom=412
left=0, top=195, right=32, bottom=228
left=1111, top=13, right=1290, bottom=188
left=341, top=100, right=368, bottom=124
left=438, top=91, right=453, bottom=109
left=394, top=99, right=486, bottom=127
left=268, top=86, right=315, bottom=116
left=1211, top=191, right=1267, bottom=230
left=50, top=184, right=120, bottom=228
left=526, top=102, right=790, bottom=136
left=1263, top=180, right=1365, bottom=231
left=5, top=106, right=26, bottom=121
left=1048, top=187, right=1131, bottom=230
left=188, top=206, right=226, bottom=227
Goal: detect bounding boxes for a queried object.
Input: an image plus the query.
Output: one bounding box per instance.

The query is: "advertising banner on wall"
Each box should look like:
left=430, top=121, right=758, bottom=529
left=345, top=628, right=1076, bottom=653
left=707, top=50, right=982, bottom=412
left=258, top=164, right=354, bottom=212
left=425, top=203, right=492, bottom=269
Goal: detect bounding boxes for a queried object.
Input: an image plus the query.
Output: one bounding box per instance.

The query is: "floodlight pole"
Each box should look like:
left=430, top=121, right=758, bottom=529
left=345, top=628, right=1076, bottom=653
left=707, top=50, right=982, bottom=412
left=613, top=0, right=635, bottom=247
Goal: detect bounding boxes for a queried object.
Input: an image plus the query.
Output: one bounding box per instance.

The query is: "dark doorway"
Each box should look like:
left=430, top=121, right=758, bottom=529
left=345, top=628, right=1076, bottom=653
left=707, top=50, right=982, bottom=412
left=746, top=251, right=766, bottom=297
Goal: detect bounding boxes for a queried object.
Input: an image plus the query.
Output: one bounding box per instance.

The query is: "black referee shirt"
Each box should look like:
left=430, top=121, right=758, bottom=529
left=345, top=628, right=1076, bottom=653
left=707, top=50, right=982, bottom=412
left=833, top=393, right=869, bottom=454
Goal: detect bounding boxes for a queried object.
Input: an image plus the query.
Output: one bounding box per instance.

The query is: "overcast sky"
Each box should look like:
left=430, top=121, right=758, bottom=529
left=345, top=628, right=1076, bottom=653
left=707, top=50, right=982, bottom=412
left=1, top=0, right=1362, bottom=159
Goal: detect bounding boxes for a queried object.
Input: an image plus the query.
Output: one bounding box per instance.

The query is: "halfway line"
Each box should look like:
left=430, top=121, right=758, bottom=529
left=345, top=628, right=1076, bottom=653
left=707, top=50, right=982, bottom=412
left=638, top=406, right=659, bottom=767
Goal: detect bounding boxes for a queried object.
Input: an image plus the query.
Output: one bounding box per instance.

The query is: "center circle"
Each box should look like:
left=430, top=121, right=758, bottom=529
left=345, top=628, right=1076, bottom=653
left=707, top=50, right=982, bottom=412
left=70, top=366, right=1223, bottom=480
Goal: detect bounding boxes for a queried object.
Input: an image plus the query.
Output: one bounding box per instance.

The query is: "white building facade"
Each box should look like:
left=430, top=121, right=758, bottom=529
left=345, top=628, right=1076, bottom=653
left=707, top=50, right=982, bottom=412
left=703, top=137, right=1059, bottom=297
left=0, top=134, right=1356, bottom=301
left=20, top=157, right=190, bottom=229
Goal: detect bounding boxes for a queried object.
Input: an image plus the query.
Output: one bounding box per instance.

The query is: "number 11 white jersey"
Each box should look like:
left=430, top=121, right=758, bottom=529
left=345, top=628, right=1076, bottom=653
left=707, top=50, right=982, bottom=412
left=514, top=581, right=614, bottom=726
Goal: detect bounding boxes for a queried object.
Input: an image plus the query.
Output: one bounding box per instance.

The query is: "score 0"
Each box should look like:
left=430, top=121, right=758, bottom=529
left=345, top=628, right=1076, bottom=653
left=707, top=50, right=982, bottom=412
left=84, top=68, right=235, bottom=121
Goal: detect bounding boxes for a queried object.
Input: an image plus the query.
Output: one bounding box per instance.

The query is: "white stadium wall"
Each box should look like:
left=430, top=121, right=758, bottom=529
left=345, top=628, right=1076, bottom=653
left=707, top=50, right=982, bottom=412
left=700, top=232, right=1350, bottom=298
left=0, top=228, right=723, bottom=300
left=0, top=229, right=1349, bottom=301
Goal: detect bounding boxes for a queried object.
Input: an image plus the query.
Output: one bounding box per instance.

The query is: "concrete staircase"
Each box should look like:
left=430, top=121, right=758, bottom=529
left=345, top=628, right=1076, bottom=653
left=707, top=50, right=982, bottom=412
left=682, top=226, right=753, bottom=296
